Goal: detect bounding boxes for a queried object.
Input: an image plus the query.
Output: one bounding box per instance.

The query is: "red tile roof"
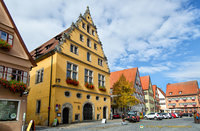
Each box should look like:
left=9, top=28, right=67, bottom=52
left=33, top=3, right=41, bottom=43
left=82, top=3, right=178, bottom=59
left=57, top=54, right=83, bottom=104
left=140, top=76, right=150, bottom=90
left=110, top=68, right=138, bottom=89
left=30, top=28, right=70, bottom=60
left=166, top=80, right=199, bottom=97
left=157, top=87, right=166, bottom=97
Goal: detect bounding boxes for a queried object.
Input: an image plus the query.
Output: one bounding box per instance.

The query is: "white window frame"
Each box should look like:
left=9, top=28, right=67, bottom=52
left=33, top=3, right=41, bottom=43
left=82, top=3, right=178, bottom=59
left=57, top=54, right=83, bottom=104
left=87, top=38, right=91, bottom=48
left=80, top=34, right=84, bottom=42
left=98, top=59, right=103, bottom=66
left=87, top=52, right=91, bottom=62
left=85, top=69, right=93, bottom=83
left=66, top=62, right=78, bottom=80
left=70, top=44, right=79, bottom=55
left=36, top=68, right=44, bottom=84
left=0, top=99, right=21, bottom=121
left=98, top=74, right=105, bottom=87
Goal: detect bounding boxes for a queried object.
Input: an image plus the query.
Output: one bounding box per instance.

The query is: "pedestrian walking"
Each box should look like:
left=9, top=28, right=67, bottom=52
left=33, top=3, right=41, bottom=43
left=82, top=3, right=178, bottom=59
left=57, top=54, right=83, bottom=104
left=121, top=113, right=127, bottom=125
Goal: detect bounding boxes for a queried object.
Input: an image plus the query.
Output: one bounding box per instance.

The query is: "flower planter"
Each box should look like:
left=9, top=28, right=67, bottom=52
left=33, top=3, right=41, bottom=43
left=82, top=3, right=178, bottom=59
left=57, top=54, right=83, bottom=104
left=169, top=101, right=171, bottom=102
left=66, top=78, right=79, bottom=86
left=176, top=100, right=178, bottom=102
left=0, top=39, right=12, bottom=51
left=192, top=99, right=195, bottom=101
left=184, top=105, right=187, bottom=107
left=0, top=78, right=26, bottom=93
left=85, top=82, right=94, bottom=89
left=99, top=86, right=106, bottom=91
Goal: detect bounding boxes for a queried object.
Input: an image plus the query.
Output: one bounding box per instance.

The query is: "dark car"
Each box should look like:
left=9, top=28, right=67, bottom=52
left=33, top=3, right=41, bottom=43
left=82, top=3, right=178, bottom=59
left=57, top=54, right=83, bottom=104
left=113, top=113, right=121, bottom=119
left=127, top=111, right=140, bottom=122
left=182, top=113, right=192, bottom=117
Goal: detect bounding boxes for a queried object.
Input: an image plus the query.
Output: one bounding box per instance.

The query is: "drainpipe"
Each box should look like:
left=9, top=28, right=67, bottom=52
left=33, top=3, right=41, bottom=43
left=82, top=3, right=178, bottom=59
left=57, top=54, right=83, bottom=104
left=48, top=53, right=53, bottom=126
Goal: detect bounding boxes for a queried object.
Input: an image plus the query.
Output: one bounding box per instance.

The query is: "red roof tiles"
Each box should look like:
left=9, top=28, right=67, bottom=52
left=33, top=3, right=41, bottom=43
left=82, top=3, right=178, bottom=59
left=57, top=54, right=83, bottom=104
left=140, top=76, right=150, bottom=90
left=110, top=68, right=138, bottom=89
left=166, top=80, right=199, bottom=97
left=152, top=85, right=157, bottom=99
left=30, top=28, right=70, bottom=60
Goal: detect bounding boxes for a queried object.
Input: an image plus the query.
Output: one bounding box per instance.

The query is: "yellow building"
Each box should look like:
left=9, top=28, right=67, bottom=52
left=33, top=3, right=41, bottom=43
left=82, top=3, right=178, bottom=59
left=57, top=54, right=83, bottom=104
left=26, top=7, right=110, bottom=126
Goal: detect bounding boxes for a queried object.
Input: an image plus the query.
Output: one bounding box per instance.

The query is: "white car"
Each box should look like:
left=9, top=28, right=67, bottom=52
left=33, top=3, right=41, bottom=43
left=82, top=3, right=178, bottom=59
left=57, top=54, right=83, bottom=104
left=144, top=113, right=163, bottom=120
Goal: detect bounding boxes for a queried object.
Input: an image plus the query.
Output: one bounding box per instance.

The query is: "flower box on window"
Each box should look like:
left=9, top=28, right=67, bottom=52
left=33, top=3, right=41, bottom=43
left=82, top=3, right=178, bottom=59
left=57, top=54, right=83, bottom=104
left=85, top=82, right=94, bottom=89
left=0, top=39, right=12, bottom=51
left=99, top=86, right=106, bottom=91
left=184, top=105, right=187, bottom=107
left=0, top=78, right=27, bottom=93
left=66, top=77, right=79, bottom=86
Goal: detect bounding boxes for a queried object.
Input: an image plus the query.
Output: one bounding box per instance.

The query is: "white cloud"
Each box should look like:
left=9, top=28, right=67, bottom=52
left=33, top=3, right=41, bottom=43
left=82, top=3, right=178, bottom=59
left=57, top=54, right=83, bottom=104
left=166, top=61, right=200, bottom=82
left=139, top=64, right=170, bottom=74
left=4, top=0, right=200, bottom=71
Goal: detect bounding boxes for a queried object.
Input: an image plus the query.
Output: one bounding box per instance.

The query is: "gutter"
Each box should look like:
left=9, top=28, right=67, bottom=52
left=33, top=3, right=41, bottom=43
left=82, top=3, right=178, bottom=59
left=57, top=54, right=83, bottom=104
left=47, top=51, right=54, bottom=126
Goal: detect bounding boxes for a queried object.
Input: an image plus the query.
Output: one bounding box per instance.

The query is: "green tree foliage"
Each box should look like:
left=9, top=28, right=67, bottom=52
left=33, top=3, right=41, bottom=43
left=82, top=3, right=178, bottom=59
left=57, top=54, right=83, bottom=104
left=112, top=74, right=139, bottom=111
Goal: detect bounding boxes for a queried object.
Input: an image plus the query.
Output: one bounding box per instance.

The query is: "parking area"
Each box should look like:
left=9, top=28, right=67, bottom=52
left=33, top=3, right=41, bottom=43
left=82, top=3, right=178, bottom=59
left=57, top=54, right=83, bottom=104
left=36, top=117, right=200, bottom=131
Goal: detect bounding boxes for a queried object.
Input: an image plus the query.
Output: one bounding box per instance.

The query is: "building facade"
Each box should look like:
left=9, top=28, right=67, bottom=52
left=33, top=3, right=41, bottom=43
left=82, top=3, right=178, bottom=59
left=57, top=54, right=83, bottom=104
left=157, top=87, right=166, bottom=112
left=0, top=0, right=36, bottom=130
left=152, top=85, right=160, bottom=112
left=26, top=7, right=110, bottom=126
left=166, top=80, right=200, bottom=113
left=141, top=76, right=155, bottom=114
left=110, top=68, right=145, bottom=114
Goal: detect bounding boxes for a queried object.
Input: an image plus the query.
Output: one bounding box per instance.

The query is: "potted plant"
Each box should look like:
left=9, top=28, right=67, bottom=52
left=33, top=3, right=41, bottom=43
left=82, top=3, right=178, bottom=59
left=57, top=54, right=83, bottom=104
left=85, top=82, right=94, bottom=89
left=0, top=39, right=12, bottom=51
left=66, top=77, right=79, bottom=86
left=99, top=86, right=106, bottom=91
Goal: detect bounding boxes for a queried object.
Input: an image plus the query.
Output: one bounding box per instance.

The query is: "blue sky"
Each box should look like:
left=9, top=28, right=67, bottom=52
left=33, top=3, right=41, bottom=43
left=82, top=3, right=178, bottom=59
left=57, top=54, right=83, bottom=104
left=5, top=0, right=200, bottom=93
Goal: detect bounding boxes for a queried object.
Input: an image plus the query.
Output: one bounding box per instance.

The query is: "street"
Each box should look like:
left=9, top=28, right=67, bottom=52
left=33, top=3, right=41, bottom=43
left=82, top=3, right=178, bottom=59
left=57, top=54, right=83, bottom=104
left=36, top=117, right=200, bottom=131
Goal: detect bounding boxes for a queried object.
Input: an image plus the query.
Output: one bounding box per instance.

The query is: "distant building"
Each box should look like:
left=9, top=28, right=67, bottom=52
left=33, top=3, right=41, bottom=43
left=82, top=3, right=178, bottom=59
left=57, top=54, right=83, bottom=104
left=110, top=68, right=145, bottom=114
left=157, top=87, right=166, bottom=112
left=26, top=7, right=110, bottom=126
left=152, top=85, right=160, bottom=112
left=166, top=80, right=200, bottom=113
left=141, top=76, right=155, bottom=114
left=0, top=0, right=36, bottom=130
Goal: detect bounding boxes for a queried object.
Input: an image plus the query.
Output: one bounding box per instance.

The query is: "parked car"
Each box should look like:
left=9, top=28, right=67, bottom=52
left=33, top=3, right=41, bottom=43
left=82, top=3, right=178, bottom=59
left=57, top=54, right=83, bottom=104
left=144, top=113, right=163, bottom=120
left=127, top=111, right=140, bottom=122
left=161, top=113, right=168, bottom=119
left=171, top=113, right=176, bottom=118
left=175, top=112, right=183, bottom=118
left=166, top=113, right=172, bottom=119
left=174, top=113, right=179, bottom=118
left=113, top=113, right=120, bottom=119
left=182, top=113, right=193, bottom=117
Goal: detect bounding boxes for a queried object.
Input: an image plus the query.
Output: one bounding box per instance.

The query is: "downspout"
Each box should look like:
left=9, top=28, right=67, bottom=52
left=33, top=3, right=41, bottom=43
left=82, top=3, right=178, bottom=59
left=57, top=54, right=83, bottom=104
left=48, top=53, right=53, bottom=126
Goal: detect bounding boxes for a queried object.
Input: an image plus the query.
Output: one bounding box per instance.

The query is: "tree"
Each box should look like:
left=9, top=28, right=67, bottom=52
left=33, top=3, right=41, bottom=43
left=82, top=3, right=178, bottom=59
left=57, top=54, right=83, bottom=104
left=112, top=74, right=139, bottom=113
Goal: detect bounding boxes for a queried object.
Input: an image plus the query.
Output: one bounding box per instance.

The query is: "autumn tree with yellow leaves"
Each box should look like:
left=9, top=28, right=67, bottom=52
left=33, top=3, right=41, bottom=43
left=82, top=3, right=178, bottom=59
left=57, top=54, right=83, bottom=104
left=112, top=74, right=139, bottom=113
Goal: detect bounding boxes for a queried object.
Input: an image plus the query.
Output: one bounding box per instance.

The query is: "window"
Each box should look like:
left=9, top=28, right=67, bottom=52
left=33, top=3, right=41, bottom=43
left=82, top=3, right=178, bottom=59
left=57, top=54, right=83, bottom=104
left=96, top=96, right=99, bottom=101
left=98, top=59, right=103, bottom=66
left=65, top=91, right=70, bottom=97
left=36, top=69, right=44, bottom=84
left=98, top=74, right=105, bottom=87
left=87, top=52, right=91, bottom=61
left=80, top=34, right=84, bottom=42
left=87, top=38, right=91, bottom=47
left=70, top=44, right=78, bottom=55
left=82, top=22, right=85, bottom=29
left=85, top=69, right=93, bottom=83
left=75, top=114, right=80, bottom=121
left=92, top=30, right=95, bottom=36
left=36, top=100, right=41, bottom=114
left=0, top=30, right=13, bottom=45
left=76, top=93, right=82, bottom=98
left=104, top=97, right=107, bottom=101
left=0, top=66, right=28, bottom=83
left=179, top=91, right=182, bottom=94
left=87, top=25, right=90, bottom=33
left=66, top=62, right=78, bottom=80
left=87, top=95, right=91, bottom=99
left=94, top=43, right=97, bottom=50
left=169, top=92, right=172, bottom=95
left=0, top=100, right=19, bottom=121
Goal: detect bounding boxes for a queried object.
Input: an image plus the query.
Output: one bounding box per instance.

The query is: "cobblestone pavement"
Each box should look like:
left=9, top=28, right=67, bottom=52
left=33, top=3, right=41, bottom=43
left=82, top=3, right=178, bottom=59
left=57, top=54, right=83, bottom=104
left=36, top=117, right=200, bottom=131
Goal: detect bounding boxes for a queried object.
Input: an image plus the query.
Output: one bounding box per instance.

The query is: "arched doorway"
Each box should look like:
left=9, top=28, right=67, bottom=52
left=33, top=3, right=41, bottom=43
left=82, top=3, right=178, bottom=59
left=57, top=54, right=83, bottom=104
left=83, top=103, right=92, bottom=120
left=63, top=107, right=69, bottom=124
left=103, top=107, right=107, bottom=119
